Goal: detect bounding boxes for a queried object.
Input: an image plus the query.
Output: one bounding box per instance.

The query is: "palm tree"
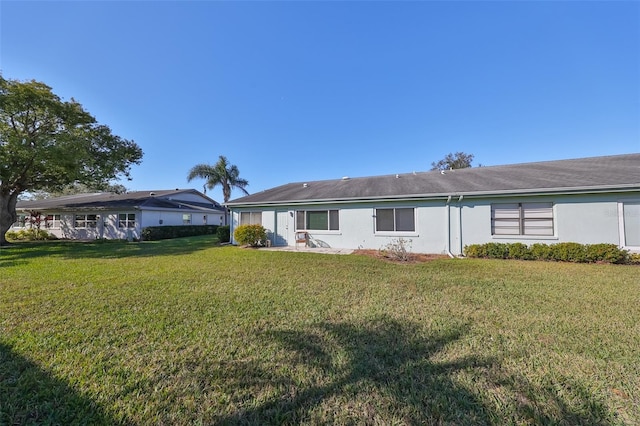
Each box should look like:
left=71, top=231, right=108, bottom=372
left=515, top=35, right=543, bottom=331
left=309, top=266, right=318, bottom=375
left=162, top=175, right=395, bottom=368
left=187, top=155, right=249, bottom=203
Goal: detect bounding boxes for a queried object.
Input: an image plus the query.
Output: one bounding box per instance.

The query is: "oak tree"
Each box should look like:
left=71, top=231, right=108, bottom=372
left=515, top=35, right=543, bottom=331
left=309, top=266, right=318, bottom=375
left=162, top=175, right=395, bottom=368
left=0, top=76, right=143, bottom=245
left=430, top=152, right=475, bottom=171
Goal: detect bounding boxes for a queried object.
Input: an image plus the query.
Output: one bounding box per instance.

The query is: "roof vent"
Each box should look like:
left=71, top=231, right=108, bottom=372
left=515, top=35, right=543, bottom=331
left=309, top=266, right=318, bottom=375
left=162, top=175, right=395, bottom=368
left=149, top=191, right=156, bottom=196
left=342, top=176, right=350, bottom=180
left=395, top=174, right=400, bottom=178
left=303, top=183, right=308, bottom=188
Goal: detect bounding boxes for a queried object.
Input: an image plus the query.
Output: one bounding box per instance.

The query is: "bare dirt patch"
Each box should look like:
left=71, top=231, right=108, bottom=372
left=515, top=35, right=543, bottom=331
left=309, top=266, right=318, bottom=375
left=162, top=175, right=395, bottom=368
left=353, top=249, right=450, bottom=264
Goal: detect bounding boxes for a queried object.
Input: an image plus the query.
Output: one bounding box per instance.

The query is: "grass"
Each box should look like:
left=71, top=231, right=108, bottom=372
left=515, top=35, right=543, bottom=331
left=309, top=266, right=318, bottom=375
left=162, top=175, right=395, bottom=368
left=1, top=236, right=638, bottom=425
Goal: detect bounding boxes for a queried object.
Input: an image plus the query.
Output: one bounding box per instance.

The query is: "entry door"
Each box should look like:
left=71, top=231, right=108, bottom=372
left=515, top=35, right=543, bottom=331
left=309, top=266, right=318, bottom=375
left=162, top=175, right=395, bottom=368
left=275, top=211, right=289, bottom=246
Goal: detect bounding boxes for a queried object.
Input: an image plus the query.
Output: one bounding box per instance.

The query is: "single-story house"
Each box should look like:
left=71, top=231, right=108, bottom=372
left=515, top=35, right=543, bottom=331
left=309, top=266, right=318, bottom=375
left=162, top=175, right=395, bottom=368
left=14, top=189, right=227, bottom=240
left=226, top=153, right=640, bottom=255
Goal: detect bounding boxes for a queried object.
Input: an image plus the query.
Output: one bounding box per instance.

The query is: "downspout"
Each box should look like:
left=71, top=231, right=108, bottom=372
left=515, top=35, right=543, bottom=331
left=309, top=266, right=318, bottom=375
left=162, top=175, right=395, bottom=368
left=445, top=195, right=454, bottom=258
left=458, top=195, right=464, bottom=256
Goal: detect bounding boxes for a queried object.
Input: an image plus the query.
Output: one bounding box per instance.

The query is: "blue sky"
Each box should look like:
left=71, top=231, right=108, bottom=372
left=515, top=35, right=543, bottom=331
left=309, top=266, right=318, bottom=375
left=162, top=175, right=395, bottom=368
left=1, top=1, right=639, bottom=203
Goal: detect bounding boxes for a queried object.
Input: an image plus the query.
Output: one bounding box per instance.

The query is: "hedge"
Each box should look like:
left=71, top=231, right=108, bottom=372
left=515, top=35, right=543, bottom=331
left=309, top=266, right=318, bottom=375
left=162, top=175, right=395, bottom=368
left=216, top=225, right=231, bottom=243
left=464, top=242, right=629, bottom=264
left=141, top=225, right=219, bottom=241
left=5, top=229, right=57, bottom=241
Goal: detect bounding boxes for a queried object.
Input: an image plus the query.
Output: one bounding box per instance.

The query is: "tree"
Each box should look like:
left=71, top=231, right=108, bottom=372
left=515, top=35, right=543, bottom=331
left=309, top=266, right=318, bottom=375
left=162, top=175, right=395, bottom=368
left=28, top=182, right=129, bottom=200
left=187, top=155, right=249, bottom=203
left=430, top=152, right=475, bottom=171
left=0, top=76, right=143, bottom=245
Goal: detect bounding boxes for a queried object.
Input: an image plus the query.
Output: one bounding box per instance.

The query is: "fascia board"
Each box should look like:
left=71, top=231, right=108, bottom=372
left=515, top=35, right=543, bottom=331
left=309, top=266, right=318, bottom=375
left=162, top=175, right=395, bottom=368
left=226, top=184, right=640, bottom=208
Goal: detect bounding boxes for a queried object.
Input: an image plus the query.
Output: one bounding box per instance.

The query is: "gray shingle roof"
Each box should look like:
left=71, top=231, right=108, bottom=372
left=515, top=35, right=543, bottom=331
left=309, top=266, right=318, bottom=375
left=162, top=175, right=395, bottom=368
left=227, top=153, right=640, bottom=206
left=17, top=189, right=226, bottom=212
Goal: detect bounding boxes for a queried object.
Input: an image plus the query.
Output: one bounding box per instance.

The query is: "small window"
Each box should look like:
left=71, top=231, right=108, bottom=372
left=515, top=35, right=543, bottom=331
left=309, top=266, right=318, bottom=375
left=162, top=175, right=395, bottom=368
left=119, top=213, right=136, bottom=229
left=45, top=214, right=61, bottom=229
left=240, top=211, right=262, bottom=226
left=296, top=210, right=339, bottom=231
left=75, top=214, right=98, bottom=229
left=492, top=203, right=554, bottom=236
left=13, top=214, right=27, bottom=228
left=182, top=214, right=192, bottom=225
left=375, top=208, right=415, bottom=232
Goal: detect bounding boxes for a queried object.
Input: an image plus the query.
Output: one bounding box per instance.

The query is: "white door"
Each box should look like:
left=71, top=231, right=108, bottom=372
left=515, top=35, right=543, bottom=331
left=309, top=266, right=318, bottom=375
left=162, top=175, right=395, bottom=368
left=275, top=211, right=290, bottom=246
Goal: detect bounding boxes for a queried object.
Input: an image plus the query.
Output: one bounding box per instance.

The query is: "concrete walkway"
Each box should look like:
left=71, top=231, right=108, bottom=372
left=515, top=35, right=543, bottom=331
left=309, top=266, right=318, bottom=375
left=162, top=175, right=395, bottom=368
left=258, top=246, right=354, bottom=255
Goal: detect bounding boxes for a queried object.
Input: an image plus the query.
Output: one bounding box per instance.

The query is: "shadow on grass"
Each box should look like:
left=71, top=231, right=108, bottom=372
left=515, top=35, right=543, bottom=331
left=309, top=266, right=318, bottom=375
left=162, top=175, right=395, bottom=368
left=211, top=317, right=615, bottom=425
left=211, top=317, right=487, bottom=424
left=0, top=235, right=220, bottom=265
left=0, top=342, right=118, bottom=425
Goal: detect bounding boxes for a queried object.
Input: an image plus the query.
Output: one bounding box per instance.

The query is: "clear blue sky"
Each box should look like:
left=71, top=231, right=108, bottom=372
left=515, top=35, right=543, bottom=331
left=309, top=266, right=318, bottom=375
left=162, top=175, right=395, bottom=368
left=2, top=1, right=639, bottom=203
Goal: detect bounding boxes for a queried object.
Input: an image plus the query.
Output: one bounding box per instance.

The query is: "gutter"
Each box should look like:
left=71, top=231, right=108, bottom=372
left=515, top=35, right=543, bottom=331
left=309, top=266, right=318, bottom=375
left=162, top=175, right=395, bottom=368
left=225, top=184, right=640, bottom=208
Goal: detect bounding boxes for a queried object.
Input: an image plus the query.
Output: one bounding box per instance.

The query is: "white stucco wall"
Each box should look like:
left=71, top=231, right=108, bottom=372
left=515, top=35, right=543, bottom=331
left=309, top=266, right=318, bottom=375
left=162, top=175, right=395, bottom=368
left=457, top=194, right=630, bottom=255
left=231, top=191, right=640, bottom=254
left=15, top=208, right=226, bottom=241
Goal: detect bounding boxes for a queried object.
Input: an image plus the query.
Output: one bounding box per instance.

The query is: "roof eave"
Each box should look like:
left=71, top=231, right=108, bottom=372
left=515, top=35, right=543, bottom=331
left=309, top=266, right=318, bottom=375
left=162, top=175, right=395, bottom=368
left=226, top=184, right=640, bottom=207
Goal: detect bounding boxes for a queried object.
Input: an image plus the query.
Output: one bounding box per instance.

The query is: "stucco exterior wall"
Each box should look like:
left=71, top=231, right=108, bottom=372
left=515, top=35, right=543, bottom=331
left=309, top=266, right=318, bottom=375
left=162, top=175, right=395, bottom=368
left=140, top=210, right=223, bottom=228
left=456, top=194, right=628, bottom=255
left=14, top=208, right=225, bottom=241
left=230, top=191, right=640, bottom=254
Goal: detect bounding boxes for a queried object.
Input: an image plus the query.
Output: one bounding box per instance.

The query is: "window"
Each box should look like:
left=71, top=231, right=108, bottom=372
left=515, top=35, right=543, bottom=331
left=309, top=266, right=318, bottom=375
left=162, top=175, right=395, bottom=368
left=492, top=203, right=554, bottom=236
left=203, top=215, right=208, bottom=225
left=119, top=213, right=136, bottom=229
left=45, top=214, right=61, bottom=229
left=182, top=214, right=192, bottom=225
left=240, top=211, right=262, bottom=226
left=12, top=214, right=27, bottom=228
left=75, top=214, right=98, bottom=228
left=296, top=210, right=339, bottom=231
left=375, top=208, right=415, bottom=232
left=621, top=202, right=640, bottom=247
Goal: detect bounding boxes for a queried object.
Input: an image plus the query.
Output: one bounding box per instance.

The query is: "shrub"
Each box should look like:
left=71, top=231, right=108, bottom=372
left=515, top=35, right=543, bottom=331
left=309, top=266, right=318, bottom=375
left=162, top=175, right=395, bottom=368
left=507, top=242, right=531, bottom=260
left=465, top=241, right=630, bottom=265
left=585, top=244, right=629, bottom=264
left=216, top=225, right=230, bottom=243
left=464, top=244, right=486, bottom=258
left=234, top=224, right=267, bottom=247
left=530, top=243, right=552, bottom=261
left=549, top=242, right=586, bottom=263
left=484, top=242, right=510, bottom=259
left=5, top=228, right=56, bottom=241
left=141, top=225, right=218, bottom=241
left=380, top=238, right=413, bottom=261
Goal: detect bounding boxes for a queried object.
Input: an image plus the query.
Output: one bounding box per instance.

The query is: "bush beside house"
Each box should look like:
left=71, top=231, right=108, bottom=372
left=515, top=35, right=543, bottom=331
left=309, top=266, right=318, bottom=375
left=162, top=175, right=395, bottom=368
left=141, top=225, right=219, bottom=241
left=233, top=224, right=267, bottom=247
left=464, top=242, right=629, bottom=264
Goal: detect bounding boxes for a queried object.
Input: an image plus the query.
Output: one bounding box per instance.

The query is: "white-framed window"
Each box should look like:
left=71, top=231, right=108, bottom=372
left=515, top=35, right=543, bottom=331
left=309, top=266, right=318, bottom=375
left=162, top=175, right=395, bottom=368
left=75, top=214, right=98, bottom=229
left=182, top=214, right=192, bottom=225
left=45, top=214, right=61, bottom=229
left=375, top=207, right=415, bottom=232
left=240, top=211, right=262, bottom=226
left=492, top=203, right=554, bottom=236
left=12, top=214, right=27, bottom=228
left=619, top=201, right=640, bottom=248
left=118, top=213, right=136, bottom=229
left=203, top=215, right=208, bottom=224
left=296, top=210, right=339, bottom=231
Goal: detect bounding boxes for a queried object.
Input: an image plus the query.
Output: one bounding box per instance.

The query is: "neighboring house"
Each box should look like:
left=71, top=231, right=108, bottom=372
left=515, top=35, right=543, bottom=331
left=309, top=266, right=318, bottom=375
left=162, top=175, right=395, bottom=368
left=226, top=154, right=640, bottom=255
left=14, top=189, right=227, bottom=240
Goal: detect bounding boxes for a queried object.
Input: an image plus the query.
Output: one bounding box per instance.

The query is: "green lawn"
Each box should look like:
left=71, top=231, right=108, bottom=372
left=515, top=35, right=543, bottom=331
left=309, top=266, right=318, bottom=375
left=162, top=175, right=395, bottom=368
left=1, top=236, right=638, bottom=425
